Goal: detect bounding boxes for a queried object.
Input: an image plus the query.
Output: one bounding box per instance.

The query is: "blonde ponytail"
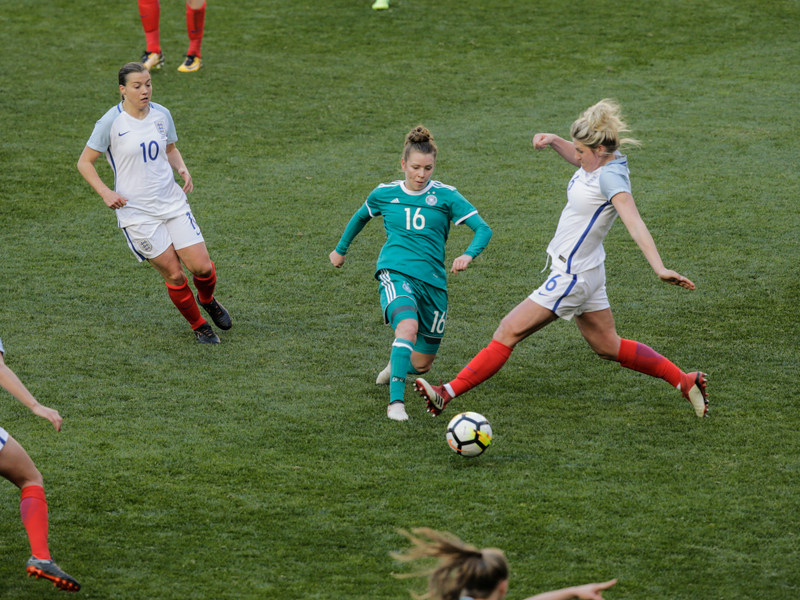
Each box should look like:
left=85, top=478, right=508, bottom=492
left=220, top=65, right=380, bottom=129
left=392, top=528, right=509, bottom=600
left=570, top=98, right=640, bottom=153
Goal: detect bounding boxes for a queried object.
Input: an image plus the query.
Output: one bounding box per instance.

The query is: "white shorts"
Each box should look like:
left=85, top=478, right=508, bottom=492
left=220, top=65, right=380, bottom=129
left=121, top=211, right=205, bottom=262
left=529, top=263, right=609, bottom=320
left=0, top=426, right=8, bottom=450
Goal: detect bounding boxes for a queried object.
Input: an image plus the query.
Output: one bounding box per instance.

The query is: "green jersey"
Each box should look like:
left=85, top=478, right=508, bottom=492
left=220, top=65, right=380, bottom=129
left=335, top=179, right=490, bottom=290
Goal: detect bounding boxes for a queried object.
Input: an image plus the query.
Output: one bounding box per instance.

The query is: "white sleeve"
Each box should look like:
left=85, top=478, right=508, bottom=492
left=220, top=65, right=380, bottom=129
left=599, top=164, right=632, bottom=201
left=86, top=106, right=120, bottom=152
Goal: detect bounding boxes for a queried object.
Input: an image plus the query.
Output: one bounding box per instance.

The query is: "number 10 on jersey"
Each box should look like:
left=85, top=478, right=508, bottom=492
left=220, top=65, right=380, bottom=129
left=140, top=140, right=159, bottom=163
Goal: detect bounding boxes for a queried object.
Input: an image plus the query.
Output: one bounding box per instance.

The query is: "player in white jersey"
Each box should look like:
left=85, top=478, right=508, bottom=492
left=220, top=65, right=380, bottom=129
left=394, top=528, right=616, bottom=600
left=77, top=62, right=231, bottom=344
left=0, top=337, right=80, bottom=591
left=416, top=99, right=708, bottom=419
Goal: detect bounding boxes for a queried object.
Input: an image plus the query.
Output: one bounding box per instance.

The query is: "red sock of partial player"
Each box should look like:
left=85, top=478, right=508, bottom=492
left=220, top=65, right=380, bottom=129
left=138, top=0, right=161, bottom=53
left=186, top=2, right=206, bottom=57
left=166, top=279, right=206, bottom=329
left=449, top=339, right=514, bottom=397
left=616, top=338, right=682, bottom=387
left=193, top=262, right=216, bottom=305
left=20, top=485, right=51, bottom=560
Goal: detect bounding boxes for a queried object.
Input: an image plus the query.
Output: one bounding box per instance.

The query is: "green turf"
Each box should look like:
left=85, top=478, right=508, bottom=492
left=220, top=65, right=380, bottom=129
left=1, top=0, right=799, bottom=598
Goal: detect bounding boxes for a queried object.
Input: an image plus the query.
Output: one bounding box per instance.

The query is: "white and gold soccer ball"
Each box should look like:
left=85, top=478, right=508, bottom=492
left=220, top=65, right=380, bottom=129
left=445, top=412, right=492, bottom=457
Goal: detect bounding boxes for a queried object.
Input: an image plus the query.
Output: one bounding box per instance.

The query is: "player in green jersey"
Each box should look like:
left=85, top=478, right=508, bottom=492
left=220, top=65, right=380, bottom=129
left=330, top=126, right=492, bottom=421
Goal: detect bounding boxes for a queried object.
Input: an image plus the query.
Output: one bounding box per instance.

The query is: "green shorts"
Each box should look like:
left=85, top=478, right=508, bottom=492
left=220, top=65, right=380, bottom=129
left=377, top=269, right=448, bottom=355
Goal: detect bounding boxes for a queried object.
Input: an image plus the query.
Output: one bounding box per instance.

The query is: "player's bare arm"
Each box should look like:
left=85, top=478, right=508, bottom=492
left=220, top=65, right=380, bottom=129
left=77, top=146, right=128, bottom=209
left=166, top=143, right=193, bottom=193
left=0, top=355, right=62, bottom=431
left=612, top=192, right=695, bottom=291
left=532, top=133, right=581, bottom=166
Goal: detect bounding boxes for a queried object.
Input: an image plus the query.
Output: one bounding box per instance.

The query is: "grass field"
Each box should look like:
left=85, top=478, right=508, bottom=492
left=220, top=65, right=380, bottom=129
left=1, top=0, right=799, bottom=598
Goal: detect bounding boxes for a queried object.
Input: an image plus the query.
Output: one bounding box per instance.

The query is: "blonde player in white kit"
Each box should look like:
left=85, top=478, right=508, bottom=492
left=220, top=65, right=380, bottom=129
left=78, top=62, right=231, bottom=344
left=415, top=99, right=708, bottom=419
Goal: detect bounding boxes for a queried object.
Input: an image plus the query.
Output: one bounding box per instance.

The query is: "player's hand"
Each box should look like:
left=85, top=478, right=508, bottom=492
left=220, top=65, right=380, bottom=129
left=329, top=250, right=346, bottom=268
left=532, top=133, right=556, bottom=150
left=178, top=168, right=193, bottom=193
left=450, top=254, right=473, bottom=273
left=31, top=404, right=63, bottom=432
left=658, top=269, right=695, bottom=290
left=102, top=190, right=128, bottom=209
left=567, top=579, right=617, bottom=600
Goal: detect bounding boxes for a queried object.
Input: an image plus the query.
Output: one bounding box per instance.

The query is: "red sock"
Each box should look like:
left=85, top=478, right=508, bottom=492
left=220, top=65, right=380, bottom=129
left=20, top=485, right=51, bottom=560
left=617, top=338, right=682, bottom=387
left=166, top=279, right=206, bottom=329
left=449, top=339, right=514, bottom=397
left=193, top=262, right=216, bottom=305
left=138, top=0, right=161, bottom=53
left=186, top=2, right=206, bottom=57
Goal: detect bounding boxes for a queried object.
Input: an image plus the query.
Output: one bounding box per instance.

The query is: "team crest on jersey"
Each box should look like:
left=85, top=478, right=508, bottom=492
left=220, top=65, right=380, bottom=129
left=425, top=195, right=438, bottom=206
left=139, top=239, right=153, bottom=252
left=402, top=282, right=412, bottom=293
left=155, top=121, right=167, bottom=138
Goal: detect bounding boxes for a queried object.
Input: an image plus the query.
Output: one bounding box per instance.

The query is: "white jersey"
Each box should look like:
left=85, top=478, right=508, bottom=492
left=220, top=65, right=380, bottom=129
left=87, top=102, right=189, bottom=227
left=546, top=155, right=631, bottom=274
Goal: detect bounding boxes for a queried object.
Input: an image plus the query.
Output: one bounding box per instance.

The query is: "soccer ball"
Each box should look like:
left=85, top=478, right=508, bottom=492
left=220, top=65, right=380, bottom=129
left=446, top=412, right=492, bottom=457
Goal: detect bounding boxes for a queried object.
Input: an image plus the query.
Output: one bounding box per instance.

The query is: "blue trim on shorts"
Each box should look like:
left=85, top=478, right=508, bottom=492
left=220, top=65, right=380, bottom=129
left=122, top=227, right=147, bottom=261
left=551, top=274, right=578, bottom=314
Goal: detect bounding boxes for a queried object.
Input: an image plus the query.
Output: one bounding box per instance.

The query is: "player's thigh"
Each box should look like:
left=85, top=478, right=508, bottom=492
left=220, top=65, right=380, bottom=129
left=149, top=245, right=185, bottom=284
left=528, top=264, right=609, bottom=321
left=574, top=308, right=620, bottom=359
left=166, top=210, right=205, bottom=250
left=413, top=282, right=447, bottom=355
left=175, top=242, right=212, bottom=277
left=167, top=212, right=211, bottom=275
left=495, top=297, right=558, bottom=346
left=378, top=270, right=419, bottom=328
left=121, top=220, right=173, bottom=263
left=0, top=431, right=42, bottom=488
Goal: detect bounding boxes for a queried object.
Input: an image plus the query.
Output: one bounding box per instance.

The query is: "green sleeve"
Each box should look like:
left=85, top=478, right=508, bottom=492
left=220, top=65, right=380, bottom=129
left=335, top=203, right=373, bottom=255
left=462, top=213, right=492, bottom=258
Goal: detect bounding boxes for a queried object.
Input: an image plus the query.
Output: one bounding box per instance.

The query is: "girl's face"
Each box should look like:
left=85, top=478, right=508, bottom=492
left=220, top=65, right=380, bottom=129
left=401, top=150, right=435, bottom=191
left=573, top=139, right=608, bottom=172
left=120, top=72, right=152, bottom=111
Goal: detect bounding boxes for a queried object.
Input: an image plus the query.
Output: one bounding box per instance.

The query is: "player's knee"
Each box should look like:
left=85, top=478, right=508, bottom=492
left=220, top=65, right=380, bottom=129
left=164, top=272, right=188, bottom=287
left=596, top=349, right=617, bottom=361
left=31, top=469, right=44, bottom=487
left=591, top=342, right=618, bottom=361
left=587, top=333, right=621, bottom=361
left=394, top=318, right=419, bottom=340
left=494, top=316, right=521, bottom=346
left=20, top=468, right=44, bottom=489
left=191, top=262, right=213, bottom=279
left=412, top=359, right=433, bottom=374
